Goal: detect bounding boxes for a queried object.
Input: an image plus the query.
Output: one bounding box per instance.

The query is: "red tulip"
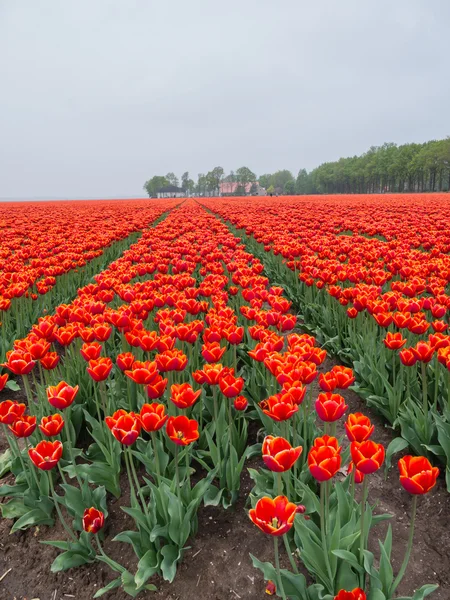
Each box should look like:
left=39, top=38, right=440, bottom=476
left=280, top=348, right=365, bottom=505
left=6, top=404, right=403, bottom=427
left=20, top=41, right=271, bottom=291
left=0, top=400, right=26, bottom=424
left=116, top=352, right=135, bottom=372
left=347, top=461, right=365, bottom=484
left=28, top=440, right=63, bottom=470
left=260, top=393, right=298, bottom=422
left=334, top=589, right=366, bottom=600
left=315, top=392, right=348, bottom=422
left=166, top=415, right=199, bottom=446
left=46, top=381, right=79, bottom=410
left=9, top=415, right=37, bottom=438
left=40, top=352, right=60, bottom=370
left=384, top=332, right=407, bottom=350
left=80, top=342, right=102, bottom=362
left=170, top=383, right=201, bottom=409
left=219, top=373, right=244, bottom=398
left=105, top=410, right=141, bottom=445
left=262, top=435, right=302, bottom=472
left=87, top=357, right=113, bottom=382
left=125, top=360, right=159, bottom=385
left=39, top=414, right=65, bottom=437
left=146, top=375, right=168, bottom=399
left=351, top=440, right=385, bottom=474
left=83, top=507, right=105, bottom=533
left=308, top=436, right=342, bottom=482
left=140, top=403, right=168, bottom=432
left=398, top=455, right=439, bottom=495
left=331, top=365, right=355, bottom=388
left=2, top=350, right=36, bottom=375
left=0, top=373, right=9, bottom=392
left=344, top=413, right=374, bottom=442
left=234, top=395, right=248, bottom=411
left=249, top=495, right=297, bottom=536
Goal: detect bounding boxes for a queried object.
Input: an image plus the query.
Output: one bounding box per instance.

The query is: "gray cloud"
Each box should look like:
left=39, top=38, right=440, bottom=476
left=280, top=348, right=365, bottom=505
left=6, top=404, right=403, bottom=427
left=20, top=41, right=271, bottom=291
left=1, top=0, right=449, bottom=199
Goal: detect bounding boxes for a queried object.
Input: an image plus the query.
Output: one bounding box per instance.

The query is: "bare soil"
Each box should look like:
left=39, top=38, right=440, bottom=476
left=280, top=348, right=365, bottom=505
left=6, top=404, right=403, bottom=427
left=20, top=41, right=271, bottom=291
left=0, top=357, right=449, bottom=600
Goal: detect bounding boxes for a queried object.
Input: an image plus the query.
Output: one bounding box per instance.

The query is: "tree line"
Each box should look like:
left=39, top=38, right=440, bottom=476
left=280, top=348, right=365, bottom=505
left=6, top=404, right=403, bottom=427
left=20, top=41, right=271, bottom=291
left=143, top=137, right=450, bottom=197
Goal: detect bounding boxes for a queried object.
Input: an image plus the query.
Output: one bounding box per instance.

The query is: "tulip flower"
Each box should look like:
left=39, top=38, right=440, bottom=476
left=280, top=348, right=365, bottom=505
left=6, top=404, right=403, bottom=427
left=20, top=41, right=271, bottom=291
left=155, top=349, right=188, bottom=372
left=260, top=393, right=298, bottom=422
left=234, top=395, right=248, bottom=411
left=83, top=507, right=105, bottom=533
left=125, top=360, right=159, bottom=385
left=249, top=495, right=297, bottom=536
left=170, top=383, right=201, bottom=409
left=139, top=403, right=168, bottom=432
left=308, top=436, right=342, bottom=482
left=46, top=381, right=79, bottom=410
left=0, top=373, right=8, bottom=392
left=411, top=341, right=434, bottom=363
left=399, top=348, right=417, bottom=367
left=201, top=342, right=227, bottom=363
left=347, top=461, right=365, bottom=484
left=115, top=354, right=135, bottom=375
left=351, top=440, right=385, bottom=474
left=0, top=400, right=26, bottom=424
left=219, top=373, right=244, bottom=398
left=384, top=331, right=407, bottom=350
left=318, top=371, right=338, bottom=392
left=262, top=436, right=302, bottom=472
left=334, top=589, right=366, bottom=600
left=344, top=413, right=374, bottom=442
left=105, top=410, right=141, bottom=445
left=315, top=392, right=348, bottom=422
left=193, top=363, right=225, bottom=385
left=166, top=415, right=199, bottom=446
left=80, top=342, right=102, bottom=362
left=2, top=350, right=36, bottom=375
left=87, top=357, right=113, bottom=382
left=331, top=365, right=355, bottom=388
left=146, top=375, right=168, bottom=399
left=40, top=352, right=60, bottom=370
left=9, top=415, right=36, bottom=438
left=39, top=414, right=65, bottom=437
left=398, top=455, right=439, bottom=495
left=265, top=581, right=276, bottom=595
left=28, top=440, right=63, bottom=470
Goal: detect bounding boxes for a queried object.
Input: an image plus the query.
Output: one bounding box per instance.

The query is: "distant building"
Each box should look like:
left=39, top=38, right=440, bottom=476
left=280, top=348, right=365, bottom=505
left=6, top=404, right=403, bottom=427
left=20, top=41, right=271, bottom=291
left=156, top=185, right=184, bottom=198
left=219, top=182, right=265, bottom=196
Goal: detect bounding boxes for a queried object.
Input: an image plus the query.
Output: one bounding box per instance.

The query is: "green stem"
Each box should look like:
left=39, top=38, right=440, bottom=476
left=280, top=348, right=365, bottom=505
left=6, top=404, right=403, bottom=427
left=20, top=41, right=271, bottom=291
left=359, top=477, right=369, bottom=587
left=390, top=495, right=418, bottom=596
left=48, top=472, right=77, bottom=542
left=123, top=447, right=138, bottom=506
left=283, top=534, right=299, bottom=574
left=320, top=482, right=334, bottom=591
left=127, top=447, right=149, bottom=519
left=66, top=406, right=83, bottom=490
left=421, top=362, right=429, bottom=440
left=274, top=537, right=287, bottom=600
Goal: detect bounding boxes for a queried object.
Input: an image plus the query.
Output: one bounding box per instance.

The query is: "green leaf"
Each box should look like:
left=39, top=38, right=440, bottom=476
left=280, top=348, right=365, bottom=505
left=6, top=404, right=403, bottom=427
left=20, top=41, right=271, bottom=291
left=6, top=379, right=20, bottom=391
left=331, top=550, right=363, bottom=574
left=396, top=584, right=439, bottom=600
left=0, top=498, right=28, bottom=519
left=10, top=508, right=54, bottom=532
left=0, top=448, right=12, bottom=477
left=385, top=437, right=409, bottom=472
left=160, top=544, right=181, bottom=583
left=50, top=550, right=90, bottom=572
left=135, top=548, right=159, bottom=588
left=93, top=577, right=122, bottom=598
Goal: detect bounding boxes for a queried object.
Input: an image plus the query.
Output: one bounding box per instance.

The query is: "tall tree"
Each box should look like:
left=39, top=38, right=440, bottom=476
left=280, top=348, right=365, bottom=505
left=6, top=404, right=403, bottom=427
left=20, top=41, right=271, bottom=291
left=236, top=166, right=256, bottom=194
left=143, top=175, right=169, bottom=197
left=165, top=172, right=179, bottom=187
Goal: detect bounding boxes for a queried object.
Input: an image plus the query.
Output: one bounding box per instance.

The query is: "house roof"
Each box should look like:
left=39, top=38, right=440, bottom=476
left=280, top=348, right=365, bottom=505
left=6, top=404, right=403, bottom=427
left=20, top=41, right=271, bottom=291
left=157, top=185, right=183, bottom=193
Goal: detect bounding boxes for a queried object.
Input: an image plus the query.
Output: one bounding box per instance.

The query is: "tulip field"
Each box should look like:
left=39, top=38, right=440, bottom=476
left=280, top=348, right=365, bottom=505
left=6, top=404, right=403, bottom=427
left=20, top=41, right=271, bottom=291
left=0, top=197, right=449, bottom=600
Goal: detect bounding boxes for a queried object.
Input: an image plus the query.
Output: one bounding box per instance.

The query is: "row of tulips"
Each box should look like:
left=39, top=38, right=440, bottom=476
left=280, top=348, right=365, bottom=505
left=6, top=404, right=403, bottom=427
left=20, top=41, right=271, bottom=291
left=0, top=200, right=441, bottom=598
left=0, top=201, right=301, bottom=596
left=201, top=195, right=450, bottom=491
left=0, top=199, right=178, bottom=362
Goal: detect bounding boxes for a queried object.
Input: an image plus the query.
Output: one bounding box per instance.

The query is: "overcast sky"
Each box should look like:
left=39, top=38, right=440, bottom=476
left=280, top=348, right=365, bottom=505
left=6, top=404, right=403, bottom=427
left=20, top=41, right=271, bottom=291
left=1, top=0, right=449, bottom=199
